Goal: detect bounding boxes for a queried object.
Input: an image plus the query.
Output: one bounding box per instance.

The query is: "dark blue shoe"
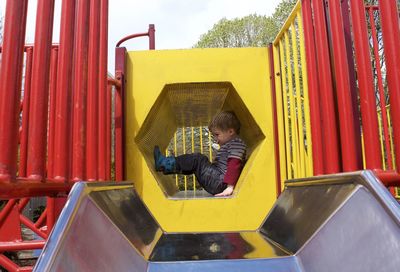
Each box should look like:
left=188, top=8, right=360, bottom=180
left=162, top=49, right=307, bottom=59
left=154, top=146, right=176, bottom=174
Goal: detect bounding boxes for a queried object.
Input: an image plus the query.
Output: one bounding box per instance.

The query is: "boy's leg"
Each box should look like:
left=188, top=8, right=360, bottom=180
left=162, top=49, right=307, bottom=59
left=176, top=154, right=227, bottom=195
left=175, top=153, right=210, bottom=174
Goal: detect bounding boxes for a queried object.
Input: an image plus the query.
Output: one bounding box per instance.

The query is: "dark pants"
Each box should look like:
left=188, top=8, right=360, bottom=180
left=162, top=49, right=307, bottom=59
left=175, top=153, right=227, bottom=195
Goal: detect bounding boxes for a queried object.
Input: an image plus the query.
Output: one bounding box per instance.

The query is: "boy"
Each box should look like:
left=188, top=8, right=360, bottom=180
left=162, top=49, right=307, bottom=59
left=154, top=111, right=247, bottom=196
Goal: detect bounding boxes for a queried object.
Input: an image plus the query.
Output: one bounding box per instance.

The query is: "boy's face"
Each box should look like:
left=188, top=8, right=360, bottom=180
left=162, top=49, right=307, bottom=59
left=211, top=128, right=236, bottom=146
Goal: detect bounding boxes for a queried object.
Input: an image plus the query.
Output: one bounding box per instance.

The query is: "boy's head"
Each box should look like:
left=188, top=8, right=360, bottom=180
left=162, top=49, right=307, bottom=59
left=208, top=111, right=241, bottom=145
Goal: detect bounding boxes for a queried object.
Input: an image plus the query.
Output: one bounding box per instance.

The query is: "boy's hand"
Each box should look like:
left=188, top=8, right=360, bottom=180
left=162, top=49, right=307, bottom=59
left=215, top=185, right=234, bottom=197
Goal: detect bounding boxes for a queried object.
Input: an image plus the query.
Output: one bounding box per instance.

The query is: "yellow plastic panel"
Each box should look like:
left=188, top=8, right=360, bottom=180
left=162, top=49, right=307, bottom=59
left=125, top=47, right=276, bottom=232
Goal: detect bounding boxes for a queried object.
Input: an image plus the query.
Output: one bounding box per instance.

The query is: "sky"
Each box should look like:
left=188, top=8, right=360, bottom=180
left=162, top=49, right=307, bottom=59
left=0, top=0, right=282, bottom=73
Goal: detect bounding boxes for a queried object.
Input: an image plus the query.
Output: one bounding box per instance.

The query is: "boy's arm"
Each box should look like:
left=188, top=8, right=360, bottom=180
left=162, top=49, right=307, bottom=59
left=215, top=158, right=242, bottom=196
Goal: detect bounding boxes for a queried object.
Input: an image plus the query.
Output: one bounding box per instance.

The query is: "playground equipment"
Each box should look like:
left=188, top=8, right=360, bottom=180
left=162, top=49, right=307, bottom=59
left=127, top=47, right=276, bottom=232
left=35, top=171, right=400, bottom=271
left=1, top=0, right=400, bottom=271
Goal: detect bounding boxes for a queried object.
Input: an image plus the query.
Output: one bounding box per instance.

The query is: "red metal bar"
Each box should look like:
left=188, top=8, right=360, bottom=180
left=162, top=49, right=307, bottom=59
left=349, top=0, right=382, bottom=170
left=312, top=0, right=341, bottom=173
left=34, top=209, right=47, bottom=228
left=19, top=47, right=34, bottom=177
left=301, top=0, right=324, bottom=175
left=116, top=24, right=156, bottom=48
left=19, top=215, right=47, bottom=239
left=47, top=48, right=59, bottom=178
left=106, top=82, right=112, bottom=179
left=374, top=170, right=400, bottom=187
left=149, top=24, right=156, bottom=50
left=327, top=0, right=362, bottom=171
left=72, top=0, right=90, bottom=181
left=86, top=0, right=101, bottom=181
left=0, top=241, right=45, bottom=251
left=368, top=7, right=393, bottom=170
left=53, top=0, right=76, bottom=182
left=0, top=254, right=19, bottom=272
left=26, top=0, right=56, bottom=181
left=114, top=52, right=126, bottom=181
left=377, top=0, right=400, bottom=171
left=46, top=197, right=55, bottom=232
left=17, top=198, right=30, bottom=212
left=98, top=0, right=109, bottom=180
left=0, top=200, right=18, bottom=227
left=341, top=0, right=363, bottom=168
left=268, top=45, right=282, bottom=196
left=0, top=180, right=73, bottom=199
left=0, top=0, right=29, bottom=181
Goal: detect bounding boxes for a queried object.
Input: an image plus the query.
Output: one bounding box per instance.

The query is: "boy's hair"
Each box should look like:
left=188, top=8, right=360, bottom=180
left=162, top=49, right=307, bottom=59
left=208, top=111, right=241, bottom=134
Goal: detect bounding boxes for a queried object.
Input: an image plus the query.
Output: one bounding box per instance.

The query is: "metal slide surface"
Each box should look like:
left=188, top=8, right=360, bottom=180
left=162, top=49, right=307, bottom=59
left=34, top=171, right=400, bottom=271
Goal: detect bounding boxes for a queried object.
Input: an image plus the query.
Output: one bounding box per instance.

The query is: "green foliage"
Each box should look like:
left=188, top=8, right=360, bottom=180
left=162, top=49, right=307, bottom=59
left=194, top=0, right=297, bottom=48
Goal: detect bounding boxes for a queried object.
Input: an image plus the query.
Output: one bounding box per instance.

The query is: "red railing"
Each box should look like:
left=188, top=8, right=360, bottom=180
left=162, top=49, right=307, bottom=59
left=114, top=24, right=156, bottom=181
left=299, top=0, right=400, bottom=186
left=0, top=0, right=112, bottom=270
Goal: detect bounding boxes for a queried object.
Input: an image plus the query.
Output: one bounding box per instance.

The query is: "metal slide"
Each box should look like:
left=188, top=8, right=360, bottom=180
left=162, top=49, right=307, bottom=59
left=34, top=171, right=400, bottom=271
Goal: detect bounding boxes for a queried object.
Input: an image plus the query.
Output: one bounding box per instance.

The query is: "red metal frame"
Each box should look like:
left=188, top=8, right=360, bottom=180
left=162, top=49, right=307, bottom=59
left=116, top=24, right=156, bottom=48
left=0, top=0, right=111, bottom=270
left=72, top=0, right=90, bottom=181
left=0, top=0, right=29, bottom=181
left=26, top=0, right=56, bottom=181
left=326, top=0, right=362, bottom=171
left=301, top=0, right=324, bottom=175
left=349, top=0, right=382, bottom=169
left=114, top=49, right=126, bottom=181
left=47, top=48, right=59, bottom=178
left=367, top=6, right=393, bottom=170
left=341, top=0, right=362, bottom=158
left=87, top=0, right=101, bottom=181
left=311, top=0, right=341, bottom=173
left=98, top=0, right=109, bottom=180
left=377, top=0, right=400, bottom=172
left=53, top=0, right=76, bottom=182
left=114, top=24, right=156, bottom=181
left=19, top=47, right=34, bottom=177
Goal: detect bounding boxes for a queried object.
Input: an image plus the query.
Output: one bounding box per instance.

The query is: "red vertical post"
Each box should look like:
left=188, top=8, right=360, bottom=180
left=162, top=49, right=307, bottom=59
left=349, top=0, right=382, bottom=169
left=378, top=0, right=400, bottom=171
left=54, top=0, right=76, bottom=182
left=27, top=0, right=56, bottom=181
left=19, top=47, right=34, bottom=177
left=115, top=48, right=126, bottom=181
left=268, top=45, right=282, bottom=195
left=46, top=197, right=55, bottom=233
left=312, top=0, right=341, bottom=173
left=368, top=7, right=393, bottom=170
left=301, top=0, right=324, bottom=175
left=86, top=0, right=101, bottom=181
left=0, top=0, right=29, bottom=181
left=341, top=0, right=362, bottom=166
left=327, top=0, right=362, bottom=171
left=47, top=48, right=59, bottom=178
left=106, top=83, right=112, bottom=180
left=148, top=24, right=155, bottom=50
left=98, top=0, right=109, bottom=181
left=72, top=0, right=90, bottom=181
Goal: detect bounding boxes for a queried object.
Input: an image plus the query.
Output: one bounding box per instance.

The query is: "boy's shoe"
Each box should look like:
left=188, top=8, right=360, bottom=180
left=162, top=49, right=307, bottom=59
left=154, top=146, right=176, bottom=174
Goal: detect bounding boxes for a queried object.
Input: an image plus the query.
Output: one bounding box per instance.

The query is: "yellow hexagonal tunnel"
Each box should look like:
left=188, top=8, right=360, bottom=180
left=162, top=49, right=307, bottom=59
left=126, top=47, right=278, bottom=232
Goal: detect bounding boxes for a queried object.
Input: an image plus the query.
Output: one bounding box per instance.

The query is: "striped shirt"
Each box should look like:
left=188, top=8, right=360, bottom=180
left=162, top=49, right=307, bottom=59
left=213, top=136, right=247, bottom=175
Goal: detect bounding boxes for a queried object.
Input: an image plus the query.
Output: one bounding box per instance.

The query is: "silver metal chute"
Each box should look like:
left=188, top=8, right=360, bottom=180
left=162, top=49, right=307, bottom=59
left=34, top=171, right=400, bottom=271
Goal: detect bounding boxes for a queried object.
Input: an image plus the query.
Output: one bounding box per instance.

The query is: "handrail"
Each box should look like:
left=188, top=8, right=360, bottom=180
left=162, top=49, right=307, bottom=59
left=116, top=24, right=155, bottom=48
